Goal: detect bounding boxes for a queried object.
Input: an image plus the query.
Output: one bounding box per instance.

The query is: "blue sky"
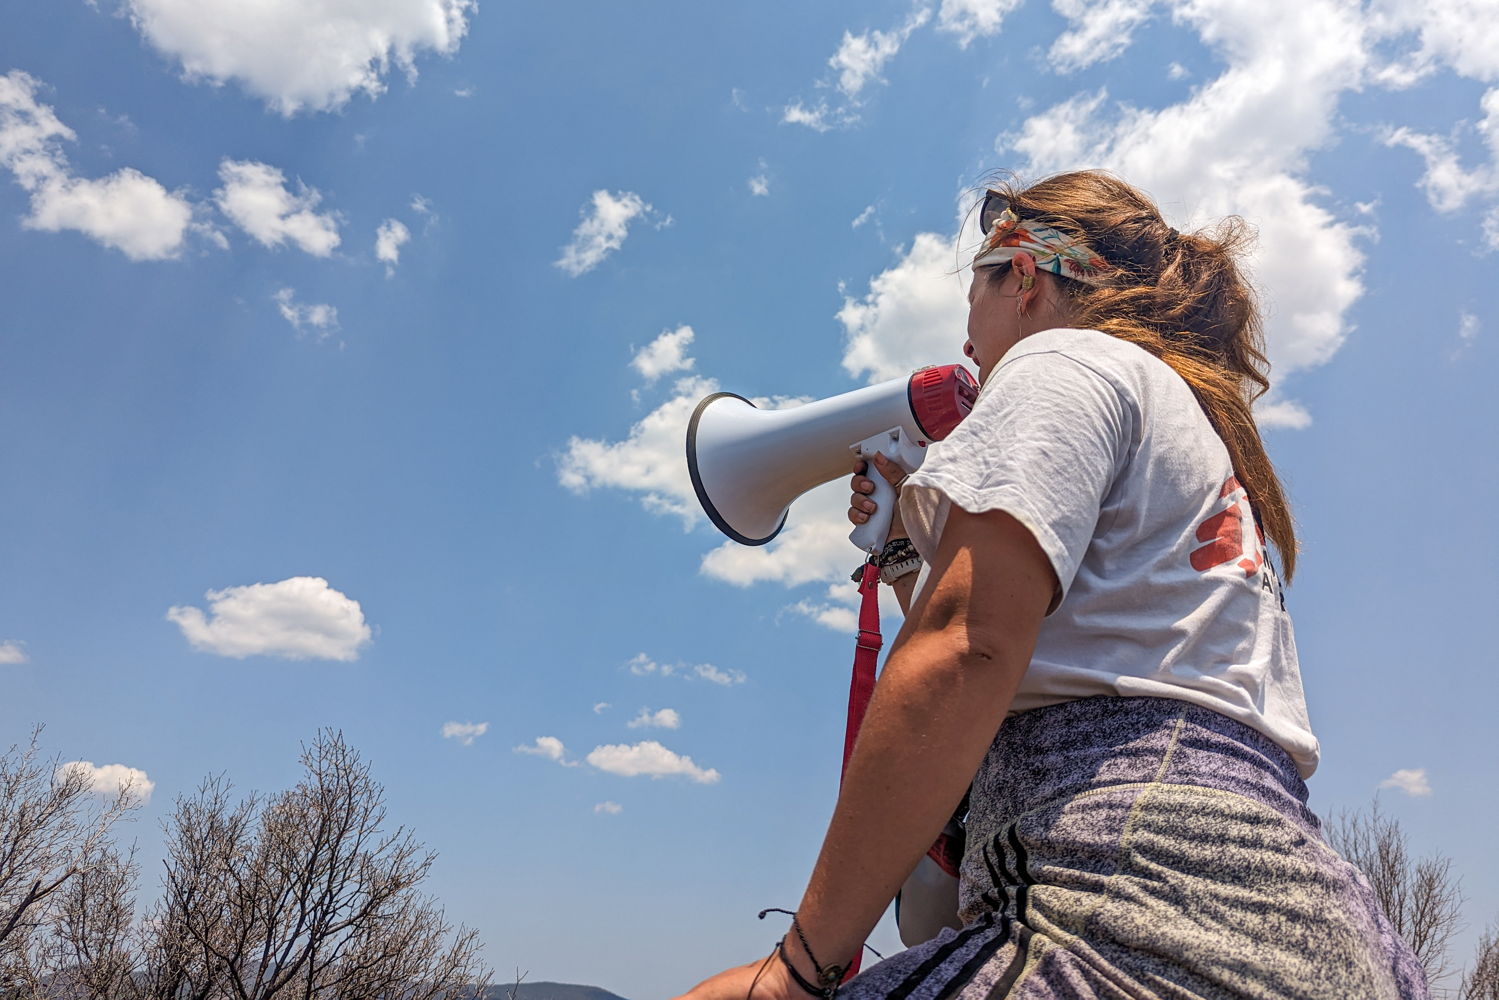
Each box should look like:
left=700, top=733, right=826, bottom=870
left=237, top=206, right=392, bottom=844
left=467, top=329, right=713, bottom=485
left=2, top=0, right=1496, bottom=996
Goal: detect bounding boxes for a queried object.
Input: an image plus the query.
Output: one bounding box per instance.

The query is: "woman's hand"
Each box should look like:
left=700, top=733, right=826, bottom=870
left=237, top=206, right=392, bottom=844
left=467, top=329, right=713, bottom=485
left=672, top=951, right=799, bottom=1000
left=848, top=452, right=908, bottom=543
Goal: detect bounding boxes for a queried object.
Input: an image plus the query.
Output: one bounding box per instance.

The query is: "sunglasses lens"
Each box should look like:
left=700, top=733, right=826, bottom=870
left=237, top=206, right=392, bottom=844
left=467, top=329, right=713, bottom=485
left=980, top=191, right=1008, bottom=233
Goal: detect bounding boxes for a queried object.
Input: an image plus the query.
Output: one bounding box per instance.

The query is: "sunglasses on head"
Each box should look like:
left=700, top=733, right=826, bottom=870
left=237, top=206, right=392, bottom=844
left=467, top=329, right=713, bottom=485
left=978, top=190, right=1010, bottom=235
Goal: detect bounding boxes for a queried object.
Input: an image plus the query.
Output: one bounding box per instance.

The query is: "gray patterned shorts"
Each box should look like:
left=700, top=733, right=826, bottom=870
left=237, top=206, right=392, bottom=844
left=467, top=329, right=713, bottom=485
left=842, top=696, right=1429, bottom=1000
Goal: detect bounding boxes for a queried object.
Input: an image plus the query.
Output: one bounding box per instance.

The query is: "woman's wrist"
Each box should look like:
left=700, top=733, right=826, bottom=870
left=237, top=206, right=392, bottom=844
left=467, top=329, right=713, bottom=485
left=777, top=930, right=846, bottom=999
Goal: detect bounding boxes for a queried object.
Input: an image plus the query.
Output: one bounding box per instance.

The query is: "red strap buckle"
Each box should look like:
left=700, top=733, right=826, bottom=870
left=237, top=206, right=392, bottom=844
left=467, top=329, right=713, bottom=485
left=855, top=629, right=883, bottom=652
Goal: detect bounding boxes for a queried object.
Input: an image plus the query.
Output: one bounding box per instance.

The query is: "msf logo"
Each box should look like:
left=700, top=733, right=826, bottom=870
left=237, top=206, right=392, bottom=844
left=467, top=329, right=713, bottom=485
left=1190, top=476, right=1264, bottom=578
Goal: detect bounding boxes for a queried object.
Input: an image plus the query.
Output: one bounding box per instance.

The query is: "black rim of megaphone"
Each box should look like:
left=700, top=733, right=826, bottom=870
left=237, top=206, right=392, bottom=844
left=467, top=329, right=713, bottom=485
left=686, top=391, right=786, bottom=547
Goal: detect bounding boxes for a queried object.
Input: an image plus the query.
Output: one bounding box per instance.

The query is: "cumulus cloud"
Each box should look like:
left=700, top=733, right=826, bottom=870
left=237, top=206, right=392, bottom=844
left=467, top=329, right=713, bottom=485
left=1455, top=311, right=1480, bottom=357
left=698, top=481, right=866, bottom=591
left=782, top=100, right=852, bottom=132
left=627, top=707, right=681, bottom=730
left=585, top=740, right=720, bottom=784
left=120, top=0, right=475, bottom=115
left=555, top=190, right=653, bottom=277
left=830, top=10, right=931, bottom=98
left=557, top=349, right=861, bottom=619
left=749, top=173, right=770, bottom=197
left=558, top=369, right=810, bottom=526
left=558, top=375, right=713, bottom=523
left=936, top=0, right=1024, bottom=46
left=595, top=800, right=623, bottom=814
left=785, top=9, right=930, bottom=132
left=1049, top=0, right=1154, bottom=71
left=784, top=581, right=862, bottom=634
left=0, top=71, right=195, bottom=260
left=631, top=326, right=695, bottom=383
left=1369, top=0, right=1499, bottom=84
left=375, top=218, right=411, bottom=275
left=955, top=0, right=1403, bottom=425
left=838, top=232, right=972, bottom=383
left=626, top=653, right=746, bottom=686
left=1382, top=89, right=1499, bottom=247
left=514, top=736, right=575, bottom=764
left=593, top=701, right=611, bottom=714
left=56, top=761, right=154, bottom=805
left=215, top=160, right=340, bottom=256
left=166, top=576, right=372, bottom=661
left=273, top=288, right=339, bottom=339
left=0, top=640, right=27, bottom=664
left=1379, top=768, right=1433, bottom=797
left=441, top=721, right=489, bottom=745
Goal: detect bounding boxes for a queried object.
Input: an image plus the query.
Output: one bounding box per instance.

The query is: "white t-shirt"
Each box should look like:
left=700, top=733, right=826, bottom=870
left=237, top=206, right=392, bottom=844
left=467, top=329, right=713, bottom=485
left=900, top=327, right=1320, bottom=777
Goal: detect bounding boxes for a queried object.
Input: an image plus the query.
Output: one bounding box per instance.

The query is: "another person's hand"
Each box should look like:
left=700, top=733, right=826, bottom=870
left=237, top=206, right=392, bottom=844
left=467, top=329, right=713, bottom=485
left=672, top=952, right=798, bottom=1000
left=848, top=451, right=908, bottom=543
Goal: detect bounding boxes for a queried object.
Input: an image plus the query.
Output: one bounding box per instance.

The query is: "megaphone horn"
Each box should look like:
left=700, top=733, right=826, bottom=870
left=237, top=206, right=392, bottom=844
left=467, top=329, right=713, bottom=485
left=685, top=364, right=978, bottom=552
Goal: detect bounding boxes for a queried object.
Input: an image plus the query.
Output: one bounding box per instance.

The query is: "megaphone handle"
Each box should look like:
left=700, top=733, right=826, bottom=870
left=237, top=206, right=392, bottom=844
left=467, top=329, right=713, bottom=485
left=849, top=457, right=897, bottom=555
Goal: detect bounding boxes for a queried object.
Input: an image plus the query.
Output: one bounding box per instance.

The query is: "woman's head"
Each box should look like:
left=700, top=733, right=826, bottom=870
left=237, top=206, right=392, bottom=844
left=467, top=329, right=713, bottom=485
left=968, top=170, right=1298, bottom=580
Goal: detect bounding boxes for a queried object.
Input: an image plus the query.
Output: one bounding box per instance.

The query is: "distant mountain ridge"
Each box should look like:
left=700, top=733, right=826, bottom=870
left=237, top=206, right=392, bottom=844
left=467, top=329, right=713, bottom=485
left=479, top=982, right=631, bottom=1000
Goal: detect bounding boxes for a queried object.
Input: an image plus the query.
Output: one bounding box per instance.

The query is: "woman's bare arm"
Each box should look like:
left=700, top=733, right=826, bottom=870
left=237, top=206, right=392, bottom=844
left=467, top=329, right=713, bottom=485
left=780, top=503, right=1057, bottom=982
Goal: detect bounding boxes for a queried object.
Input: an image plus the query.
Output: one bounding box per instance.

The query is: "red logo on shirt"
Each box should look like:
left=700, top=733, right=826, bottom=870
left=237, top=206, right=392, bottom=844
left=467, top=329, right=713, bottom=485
left=1190, top=477, right=1264, bottom=578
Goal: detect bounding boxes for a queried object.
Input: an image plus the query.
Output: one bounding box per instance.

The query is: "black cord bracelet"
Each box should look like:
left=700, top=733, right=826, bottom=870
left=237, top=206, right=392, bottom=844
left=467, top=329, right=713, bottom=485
left=774, top=941, right=836, bottom=1000
left=758, top=908, right=847, bottom=996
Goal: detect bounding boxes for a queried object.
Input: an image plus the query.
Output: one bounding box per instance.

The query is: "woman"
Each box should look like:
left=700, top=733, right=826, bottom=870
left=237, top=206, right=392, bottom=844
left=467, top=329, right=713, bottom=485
left=675, top=171, right=1428, bottom=1000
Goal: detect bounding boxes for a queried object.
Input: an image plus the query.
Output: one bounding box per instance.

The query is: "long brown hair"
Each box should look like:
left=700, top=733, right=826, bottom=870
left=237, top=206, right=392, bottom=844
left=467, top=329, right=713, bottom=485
left=984, top=170, right=1298, bottom=581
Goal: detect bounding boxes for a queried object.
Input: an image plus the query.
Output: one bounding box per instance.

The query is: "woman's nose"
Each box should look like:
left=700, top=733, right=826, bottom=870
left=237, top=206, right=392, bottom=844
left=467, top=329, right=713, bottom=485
left=963, top=342, right=976, bottom=359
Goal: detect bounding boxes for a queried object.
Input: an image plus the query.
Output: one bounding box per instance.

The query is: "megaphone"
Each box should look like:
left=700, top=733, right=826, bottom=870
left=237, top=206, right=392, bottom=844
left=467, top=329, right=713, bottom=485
left=686, top=364, right=978, bottom=554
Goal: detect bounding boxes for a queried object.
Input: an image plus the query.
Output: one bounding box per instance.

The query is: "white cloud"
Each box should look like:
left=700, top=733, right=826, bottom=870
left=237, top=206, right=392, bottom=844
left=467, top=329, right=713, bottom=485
left=453, top=87, right=474, bottom=98
left=215, top=160, right=340, bottom=256
left=851, top=204, right=877, bottom=229
left=594, top=800, right=623, bottom=814
left=1458, top=312, right=1480, bottom=345
left=1452, top=311, right=1480, bottom=359
left=1254, top=398, right=1313, bottom=430
left=692, top=663, right=747, bottom=686
left=749, top=174, right=770, bottom=197
left=782, top=100, right=850, bottom=132
left=993, top=0, right=1382, bottom=419
left=626, top=653, right=746, bottom=686
left=784, top=581, right=862, bottom=634
left=936, top=0, right=1025, bottom=46
left=1381, top=89, right=1499, bottom=246
left=273, top=288, right=339, bottom=339
left=627, top=707, right=681, bottom=730
left=830, top=10, right=931, bottom=98
left=593, top=701, right=612, bottom=714
left=0, top=640, right=27, bottom=664
left=631, top=325, right=696, bottom=383
left=120, top=0, right=475, bottom=115
left=558, top=375, right=714, bottom=523
left=1168, top=61, right=1190, bottom=80
left=514, top=736, right=574, bottom=764
left=441, top=721, right=489, bottom=746
left=1049, top=0, right=1154, bottom=71
left=1379, top=768, right=1432, bottom=797
left=698, top=481, right=866, bottom=590
left=1369, top=0, right=1499, bottom=84
left=411, top=194, right=434, bottom=216
left=165, top=576, right=372, bottom=661
left=838, top=231, right=972, bottom=384
left=375, top=218, right=411, bottom=275
left=585, top=740, right=720, bottom=784
left=555, top=189, right=652, bottom=277
left=55, top=761, right=154, bottom=805
left=0, top=71, right=195, bottom=261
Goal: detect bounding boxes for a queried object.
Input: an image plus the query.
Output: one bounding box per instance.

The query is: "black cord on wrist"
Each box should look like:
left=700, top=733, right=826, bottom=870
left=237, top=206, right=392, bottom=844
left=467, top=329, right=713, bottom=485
left=774, top=941, right=835, bottom=999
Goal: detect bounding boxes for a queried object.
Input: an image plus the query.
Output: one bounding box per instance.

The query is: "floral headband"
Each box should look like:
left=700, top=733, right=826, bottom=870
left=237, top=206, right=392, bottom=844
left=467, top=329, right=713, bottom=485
left=972, top=206, right=1112, bottom=289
